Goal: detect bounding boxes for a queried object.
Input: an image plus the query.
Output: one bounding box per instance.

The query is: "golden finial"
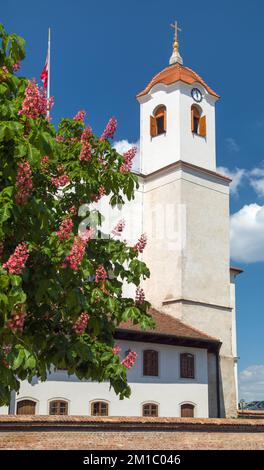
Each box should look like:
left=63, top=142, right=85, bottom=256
left=169, top=21, right=183, bottom=65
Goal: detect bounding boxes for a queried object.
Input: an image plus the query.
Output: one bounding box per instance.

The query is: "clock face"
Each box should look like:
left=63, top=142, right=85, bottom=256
left=191, top=88, right=202, bottom=103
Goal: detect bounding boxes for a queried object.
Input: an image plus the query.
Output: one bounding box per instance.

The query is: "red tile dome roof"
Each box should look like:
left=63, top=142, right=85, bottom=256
left=137, top=62, right=219, bottom=99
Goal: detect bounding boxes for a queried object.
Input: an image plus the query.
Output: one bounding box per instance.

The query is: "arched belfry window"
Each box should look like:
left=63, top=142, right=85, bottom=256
left=150, top=105, right=167, bottom=137
left=191, top=105, right=206, bottom=137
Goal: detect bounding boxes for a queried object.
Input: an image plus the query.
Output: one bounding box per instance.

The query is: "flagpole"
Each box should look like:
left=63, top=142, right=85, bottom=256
left=47, top=27, right=51, bottom=118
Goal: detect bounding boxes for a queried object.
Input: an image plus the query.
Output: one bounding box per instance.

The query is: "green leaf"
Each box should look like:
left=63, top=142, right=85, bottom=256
left=106, top=297, right=116, bottom=312
left=0, top=121, right=23, bottom=141
left=12, top=348, right=25, bottom=370
left=26, top=142, right=41, bottom=167
left=24, top=355, right=36, bottom=369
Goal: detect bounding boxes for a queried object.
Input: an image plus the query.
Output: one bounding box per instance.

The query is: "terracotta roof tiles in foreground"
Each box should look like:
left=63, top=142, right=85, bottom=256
left=115, top=308, right=220, bottom=350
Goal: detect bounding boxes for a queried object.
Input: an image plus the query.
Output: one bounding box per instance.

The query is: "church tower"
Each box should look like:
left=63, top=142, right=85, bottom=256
left=137, top=21, right=219, bottom=175
left=137, top=24, right=240, bottom=418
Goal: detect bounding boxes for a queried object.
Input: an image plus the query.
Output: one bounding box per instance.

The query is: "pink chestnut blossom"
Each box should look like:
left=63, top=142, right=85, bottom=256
left=62, top=235, right=86, bottom=270
left=55, top=135, right=65, bottom=142
left=56, top=218, right=74, bottom=241
left=80, top=127, right=93, bottom=162
left=79, top=226, right=95, bottom=243
left=112, top=345, right=121, bottom=355
left=80, top=141, right=92, bottom=162
left=3, top=242, right=29, bottom=274
left=73, top=110, right=86, bottom=122
left=112, top=219, right=125, bottom=236
left=73, top=312, right=89, bottom=335
left=95, top=265, right=107, bottom=283
left=100, top=117, right=117, bottom=141
left=119, top=147, right=137, bottom=173
left=81, top=127, right=92, bottom=141
left=13, top=61, right=21, bottom=72
left=135, top=286, right=145, bottom=305
left=18, top=79, right=53, bottom=119
left=51, top=174, right=70, bottom=188
left=133, top=233, right=147, bottom=253
left=40, top=156, right=49, bottom=173
left=122, top=350, right=137, bottom=369
left=15, top=160, right=33, bottom=205
left=91, top=186, right=106, bottom=202
left=69, top=205, right=77, bottom=215
left=6, top=309, right=26, bottom=333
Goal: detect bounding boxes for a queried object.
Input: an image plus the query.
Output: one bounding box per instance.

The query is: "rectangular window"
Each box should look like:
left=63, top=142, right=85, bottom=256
left=180, top=353, right=195, bottom=379
left=143, top=350, right=159, bottom=376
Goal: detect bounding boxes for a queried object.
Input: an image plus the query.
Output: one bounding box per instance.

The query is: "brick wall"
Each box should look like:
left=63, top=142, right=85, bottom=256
left=238, top=410, right=264, bottom=419
left=0, top=416, right=264, bottom=450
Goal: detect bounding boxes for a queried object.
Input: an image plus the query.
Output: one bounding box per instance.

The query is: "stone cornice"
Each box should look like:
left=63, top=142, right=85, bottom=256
left=134, top=160, right=231, bottom=184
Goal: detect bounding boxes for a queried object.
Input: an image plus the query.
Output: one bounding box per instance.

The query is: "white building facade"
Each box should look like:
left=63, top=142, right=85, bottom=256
left=0, top=36, right=241, bottom=418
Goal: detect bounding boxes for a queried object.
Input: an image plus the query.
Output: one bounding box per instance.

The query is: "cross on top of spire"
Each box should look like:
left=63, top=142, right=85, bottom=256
left=169, top=20, right=183, bottom=65
left=170, top=20, right=181, bottom=44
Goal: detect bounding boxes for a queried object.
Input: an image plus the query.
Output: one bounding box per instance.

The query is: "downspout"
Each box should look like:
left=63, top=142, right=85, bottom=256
left=215, top=345, right=221, bottom=418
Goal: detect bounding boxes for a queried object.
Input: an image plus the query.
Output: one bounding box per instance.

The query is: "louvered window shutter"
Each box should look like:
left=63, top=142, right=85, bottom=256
left=150, top=115, right=156, bottom=137
left=191, top=108, right=195, bottom=132
left=199, top=115, right=206, bottom=137
left=163, top=109, right=167, bottom=132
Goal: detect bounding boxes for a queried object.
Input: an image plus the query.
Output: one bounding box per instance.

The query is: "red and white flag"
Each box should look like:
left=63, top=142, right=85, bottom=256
left=40, top=54, right=48, bottom=89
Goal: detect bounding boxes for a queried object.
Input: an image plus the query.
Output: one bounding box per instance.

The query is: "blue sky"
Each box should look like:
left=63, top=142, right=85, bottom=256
left=1, top=0, right=264, bottom=401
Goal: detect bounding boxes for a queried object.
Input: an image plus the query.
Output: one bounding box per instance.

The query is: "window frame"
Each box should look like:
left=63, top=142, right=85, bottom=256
left=143, top=349, right=159, bottom=377
left=150, top=105, right=167, bottom=137
left=180, top=352, right=195, bottom=379
left=16, top=398, right=37, bottom=415
left=191, top=104, right=206, bottom=137
left=49, top=399, right=69, bottom=415
left=142, top=402, right=159, bottom=417
left=180, top=402, right=195, bottom=418
left=90, top=400, right=109, bottom=417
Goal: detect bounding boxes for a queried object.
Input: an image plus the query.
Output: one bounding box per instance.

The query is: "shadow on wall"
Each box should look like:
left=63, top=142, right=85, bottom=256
left=41, top=371, right=208, bottom=386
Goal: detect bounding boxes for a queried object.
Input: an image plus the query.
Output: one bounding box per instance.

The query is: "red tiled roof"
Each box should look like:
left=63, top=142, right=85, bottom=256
left=118, top=308, right=219, bottom=343
left=137, top=63, right=219, bottom=99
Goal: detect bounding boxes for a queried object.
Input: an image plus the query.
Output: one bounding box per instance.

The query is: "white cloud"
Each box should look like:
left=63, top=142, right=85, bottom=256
left=239, top=365, right=264, bottom=402
left=250, top=166, right=264, bottom=177
left=113, top=139, right=140, bottom=172
left=230, top=203, right=264, bottom=263
left=226, top=137, right=240, bottom=152
left=217, top=166, right=246, bottom=195
left=249, top=164, right=264, bottom=197
left=250, top=178, right=264, bottom=197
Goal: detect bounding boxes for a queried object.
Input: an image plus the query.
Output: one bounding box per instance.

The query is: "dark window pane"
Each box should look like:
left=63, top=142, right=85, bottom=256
left=156, top=116, right=165, bottom=135
left=180, top=353, right=195, bottom=379
left=193, top=116, right=199, bottom=134
left=91, top=401, right=108, bottom=416
left=143, top=350, right=159, bottom=376
left=143, top=403, right=158, bottom=417
left=49, top=400, right=68, bottom=415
